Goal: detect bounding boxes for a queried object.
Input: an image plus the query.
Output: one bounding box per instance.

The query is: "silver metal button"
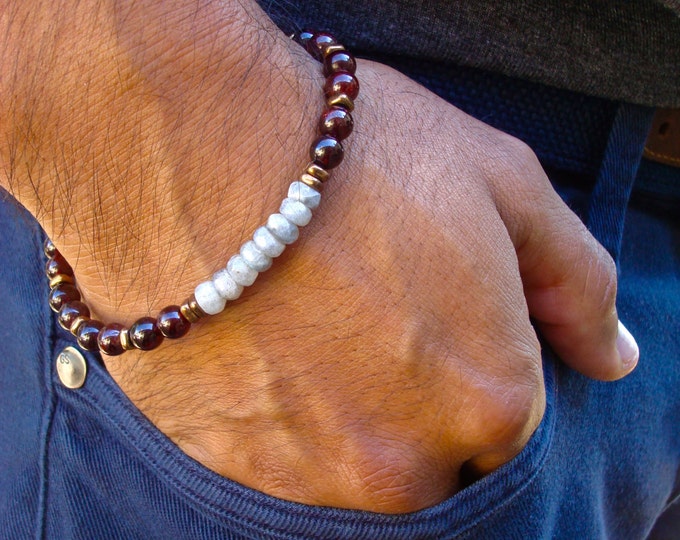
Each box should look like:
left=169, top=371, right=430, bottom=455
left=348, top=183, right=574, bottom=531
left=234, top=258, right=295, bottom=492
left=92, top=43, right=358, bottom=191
left=56, top=346, right=87, bottom=389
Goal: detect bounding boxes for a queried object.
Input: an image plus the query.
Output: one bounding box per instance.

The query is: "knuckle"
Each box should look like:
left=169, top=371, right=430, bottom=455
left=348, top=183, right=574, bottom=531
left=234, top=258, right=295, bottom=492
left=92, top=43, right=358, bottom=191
left=580, top=234, right=618, bottom=316
left=465, top=353, right=545, bottom=450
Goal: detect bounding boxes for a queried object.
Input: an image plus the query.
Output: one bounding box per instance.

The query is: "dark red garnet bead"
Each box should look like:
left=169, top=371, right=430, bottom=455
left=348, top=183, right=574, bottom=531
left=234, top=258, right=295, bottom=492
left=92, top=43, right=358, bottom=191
left=129, top=316, right=164, bottom=351
left=323, top=71, right=359, bottom=101
left=158, top=306, right=191, bottom=339
left=48, top=283, right=81, bottom=312
left=310, top=136, right=344, bottom=169
left=58, top=301, right=90, bottom=331
left=76, top=319, right=104, bottom=352
left=44, top=239, right=57, bottom=258
left=323, top=50, right=356, bottom=76
left=306, top=32, right=336, bottom=60
left=319, top=107, right=354, bottom=141
left=98, top=323, right=126, bottom=356
left=46, top=253, right=74, bottom=280
left=298, top=30, right=314, bottom=46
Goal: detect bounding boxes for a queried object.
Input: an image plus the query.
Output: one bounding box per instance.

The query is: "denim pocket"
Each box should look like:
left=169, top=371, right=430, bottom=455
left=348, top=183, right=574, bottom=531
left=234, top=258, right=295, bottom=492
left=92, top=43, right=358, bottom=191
left=48, top=339, right=557, bottom=540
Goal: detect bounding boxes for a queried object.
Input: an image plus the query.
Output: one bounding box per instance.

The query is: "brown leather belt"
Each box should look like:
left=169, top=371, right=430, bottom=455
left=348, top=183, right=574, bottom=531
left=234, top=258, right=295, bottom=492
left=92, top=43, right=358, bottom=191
left=644, top=108, right=680, bottom=168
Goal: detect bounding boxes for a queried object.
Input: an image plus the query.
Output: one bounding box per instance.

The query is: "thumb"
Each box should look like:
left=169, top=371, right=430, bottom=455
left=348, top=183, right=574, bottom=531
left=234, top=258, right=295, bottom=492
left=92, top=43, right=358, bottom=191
left=493, top=153, right=639, bottom=381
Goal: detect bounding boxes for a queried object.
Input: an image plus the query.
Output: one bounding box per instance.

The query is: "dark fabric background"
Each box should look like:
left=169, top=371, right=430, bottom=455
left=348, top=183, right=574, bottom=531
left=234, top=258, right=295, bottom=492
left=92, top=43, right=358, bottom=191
left=259, top=0, right=680, bottom=107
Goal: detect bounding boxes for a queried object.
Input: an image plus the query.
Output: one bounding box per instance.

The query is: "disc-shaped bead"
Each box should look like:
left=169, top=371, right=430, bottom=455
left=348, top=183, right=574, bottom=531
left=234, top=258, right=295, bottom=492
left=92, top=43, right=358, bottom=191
left=76, top=319, right=104, bottom=352
left=158, top=306, right=192, bottom=339
left=323, top=72, right=359, bottom=100
left=266, top=214, right=299, bottom=244
left=240, top=241, right=273, bottom=272
left=319, top=107, right=354, bottom=141
left=253, top=226, right=286, bottom=257
left=280, top=198, right=313, bottom=227
left=227, top=255, right=259, bottom=286
left=129, top=317, right=164, bottom=351
left=194, top=280, right=227, bottom=315
left=310, top=136, right=344, bottom=169
left=98, top=323, right=126, bottom=356
left=212, top=269, right=244, bottom=300
left=288, top=181, right=321, bottom=210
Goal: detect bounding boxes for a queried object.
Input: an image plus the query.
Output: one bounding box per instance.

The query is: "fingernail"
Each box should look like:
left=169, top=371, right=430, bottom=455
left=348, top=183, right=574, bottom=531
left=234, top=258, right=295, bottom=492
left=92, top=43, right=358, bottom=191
left=616, top=320, right=639, bottom=372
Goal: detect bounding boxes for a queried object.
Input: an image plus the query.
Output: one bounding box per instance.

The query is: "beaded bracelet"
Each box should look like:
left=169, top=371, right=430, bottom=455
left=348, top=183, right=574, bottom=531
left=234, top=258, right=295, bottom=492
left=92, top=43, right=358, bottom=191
left=44, top=31, right=359, bottom=356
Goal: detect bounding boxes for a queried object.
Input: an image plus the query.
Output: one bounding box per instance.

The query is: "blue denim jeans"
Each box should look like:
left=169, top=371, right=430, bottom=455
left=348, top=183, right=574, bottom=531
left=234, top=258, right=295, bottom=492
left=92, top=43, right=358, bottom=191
left=1, top=65, right=678, bottom=539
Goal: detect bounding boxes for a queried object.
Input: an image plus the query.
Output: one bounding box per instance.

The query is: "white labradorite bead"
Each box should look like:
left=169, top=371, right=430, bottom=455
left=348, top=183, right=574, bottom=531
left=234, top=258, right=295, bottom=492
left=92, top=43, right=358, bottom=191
left=266, top=213, right=299, bottom=244
left=194, top=280, right=227, bottom=315
left=253, top=226, right=286, bottom=257
left=280, top=198, right=312, bottom=227
left=212, top=268, right=244, bottom=300
left=288, top=181, right=321, bottom=210
left=227, top=254, right=258, bottom=286
left=240, top=241, right=272, bottom=272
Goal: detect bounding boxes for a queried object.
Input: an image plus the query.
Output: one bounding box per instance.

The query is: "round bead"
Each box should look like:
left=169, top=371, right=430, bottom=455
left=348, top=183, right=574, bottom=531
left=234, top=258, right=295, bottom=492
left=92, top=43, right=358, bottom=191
left=44, top=239, right=57, bottom=258
left=280, top=198, right=313, bottom=226
left=129, top=317, right=164, bottom=351
left=306, top=32, right=336, bottom=60
left=46, top=253, right=74, bottom=280
left=323, top=50, right=356, bottom=76
left=298, top=30, right=314, bottom=46
left=98, top=323, right=126, bottom=356
left=310, top=136, right=344, bottom=169
left=157, top=306, right=191, bottom=339
left=194, top=280, right=227, bottom=315
left=319, top=107, right=354, bottom=141
left=324, top=72, right=359, bottom=100
left=253, top=226, right=286, bottom=257
left=58, top=301, right=90, bottom=331
left=48, top=283, right=81, bottom=312
left=76, top=319, right=104, bottom=352
left=240, top=241, right=273, bottom=272
left=266, top=214, right=299, bottom=244
left=288, top=181, right=322, bottom=210
left=227, top=254, right=259, bottom=286
left=212, top=269, right=244, bottom=300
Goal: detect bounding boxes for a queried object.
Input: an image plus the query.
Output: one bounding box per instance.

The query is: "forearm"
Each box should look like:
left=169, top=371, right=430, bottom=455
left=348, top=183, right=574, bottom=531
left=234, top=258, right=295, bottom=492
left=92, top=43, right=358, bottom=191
left=0, top=0, right=318, bottom=320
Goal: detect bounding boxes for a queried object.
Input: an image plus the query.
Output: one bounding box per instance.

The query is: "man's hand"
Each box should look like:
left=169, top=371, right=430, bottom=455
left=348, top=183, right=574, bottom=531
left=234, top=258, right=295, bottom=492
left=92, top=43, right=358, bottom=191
left=0, top=0, right=637, bottom=513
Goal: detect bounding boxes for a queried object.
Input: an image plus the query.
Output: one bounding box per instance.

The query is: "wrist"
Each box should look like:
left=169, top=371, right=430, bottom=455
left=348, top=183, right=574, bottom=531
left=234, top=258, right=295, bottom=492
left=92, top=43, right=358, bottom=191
left=2, top=0, right=320, bottom=321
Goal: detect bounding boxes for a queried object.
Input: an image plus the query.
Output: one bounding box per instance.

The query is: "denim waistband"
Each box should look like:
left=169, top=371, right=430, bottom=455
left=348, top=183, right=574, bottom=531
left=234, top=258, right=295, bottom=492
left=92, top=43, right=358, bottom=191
left=367, top=54, right=680, bottom=201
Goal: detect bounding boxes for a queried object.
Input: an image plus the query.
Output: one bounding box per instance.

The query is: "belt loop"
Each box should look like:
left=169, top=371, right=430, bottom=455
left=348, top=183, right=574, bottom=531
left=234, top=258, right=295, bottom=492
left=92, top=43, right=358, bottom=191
left=587, top=103, right=655, bottom=263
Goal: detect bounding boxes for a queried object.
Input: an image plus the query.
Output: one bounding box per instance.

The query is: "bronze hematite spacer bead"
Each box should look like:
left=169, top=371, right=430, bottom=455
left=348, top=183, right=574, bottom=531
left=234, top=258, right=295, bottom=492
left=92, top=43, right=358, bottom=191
left=322, top=44, right=346, bottom=56
left=49, top=274, right=75, bottom=289
left=119, top=328, right=134, bottom=351
left=327, top=93, right=354, bottom=112
left=180, top=296, right=206, bottom=323
left=69, top=316, right=89, bottom=336
left=300, top=173, right=324, bottom=190
left=305, top=163, right=330, bottom=182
